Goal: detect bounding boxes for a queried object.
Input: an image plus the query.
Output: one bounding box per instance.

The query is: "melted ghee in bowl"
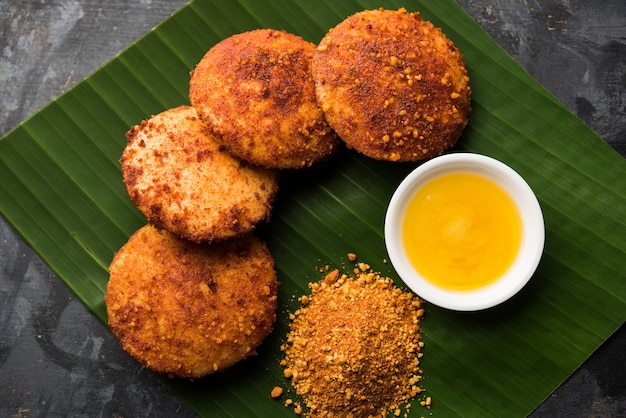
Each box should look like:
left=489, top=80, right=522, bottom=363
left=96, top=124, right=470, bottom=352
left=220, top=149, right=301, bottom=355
left=402, top=171, right=522, bottom=291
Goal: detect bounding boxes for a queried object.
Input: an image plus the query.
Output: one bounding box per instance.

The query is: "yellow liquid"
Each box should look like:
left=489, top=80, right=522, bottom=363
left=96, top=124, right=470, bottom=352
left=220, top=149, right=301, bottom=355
left=402, top=172, right=522, bottom=291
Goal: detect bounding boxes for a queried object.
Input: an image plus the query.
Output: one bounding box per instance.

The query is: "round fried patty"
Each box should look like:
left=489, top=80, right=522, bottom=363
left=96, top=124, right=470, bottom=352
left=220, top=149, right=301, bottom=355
left=312, top=8, right=471, bottom=162
left=189, top=29, right=339, bottom=169
left=105, top=224, right=279, bottom=379
left=120, top=105, right=279, bottom=243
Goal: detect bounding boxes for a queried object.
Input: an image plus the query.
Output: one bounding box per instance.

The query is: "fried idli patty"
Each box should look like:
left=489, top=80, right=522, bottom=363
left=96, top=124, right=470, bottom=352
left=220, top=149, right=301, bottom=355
left=312, top=8, right=471, bottom=162
left=105, top=224, right=279, bottom=379
left=189, top=29, right=339, bottom=169
left=121, top=105, right=279, bottom=243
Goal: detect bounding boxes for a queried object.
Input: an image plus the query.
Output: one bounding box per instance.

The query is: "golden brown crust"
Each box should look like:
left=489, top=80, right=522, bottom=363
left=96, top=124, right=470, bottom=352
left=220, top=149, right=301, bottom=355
left=189, top=29, right=339, bottom=169
left=105, top=224, right=279, bottom=379
left=312, top=8, right=471, bottom=162
left=120, top=105, right=279, bottom=243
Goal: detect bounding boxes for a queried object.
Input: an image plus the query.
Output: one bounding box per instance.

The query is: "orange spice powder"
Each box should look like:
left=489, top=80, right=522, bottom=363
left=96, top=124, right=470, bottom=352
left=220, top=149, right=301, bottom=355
left=280, top=261, right=426, bottom=417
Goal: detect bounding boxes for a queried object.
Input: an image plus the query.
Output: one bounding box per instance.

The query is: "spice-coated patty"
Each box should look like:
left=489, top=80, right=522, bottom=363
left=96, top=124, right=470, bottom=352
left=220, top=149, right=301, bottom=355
left=105, top=224, right=279, bottom=379
left=189, top=29, right=340, bottom=169
left=312, top=8, right=471, bottom=162
left=120, top=105, right=279, bottom=243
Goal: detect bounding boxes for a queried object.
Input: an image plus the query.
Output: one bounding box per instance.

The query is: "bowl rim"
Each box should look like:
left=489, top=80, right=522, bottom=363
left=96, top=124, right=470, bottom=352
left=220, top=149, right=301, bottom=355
left=384, top=152, right=545, bottom=311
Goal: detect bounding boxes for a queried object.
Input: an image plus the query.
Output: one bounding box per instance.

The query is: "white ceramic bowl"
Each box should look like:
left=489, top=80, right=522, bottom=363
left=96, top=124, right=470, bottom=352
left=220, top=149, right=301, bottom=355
left=385, top=153, right=545, bottom=311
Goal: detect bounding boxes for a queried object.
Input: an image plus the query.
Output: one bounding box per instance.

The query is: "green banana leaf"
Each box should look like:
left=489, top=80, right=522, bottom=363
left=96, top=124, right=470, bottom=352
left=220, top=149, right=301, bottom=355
left=1, top=0, right=625, bottom=416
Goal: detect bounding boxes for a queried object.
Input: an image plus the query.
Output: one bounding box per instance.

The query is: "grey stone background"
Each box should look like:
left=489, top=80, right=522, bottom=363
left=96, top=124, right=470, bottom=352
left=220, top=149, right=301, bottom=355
left=1, top=1, right=624, bottom=417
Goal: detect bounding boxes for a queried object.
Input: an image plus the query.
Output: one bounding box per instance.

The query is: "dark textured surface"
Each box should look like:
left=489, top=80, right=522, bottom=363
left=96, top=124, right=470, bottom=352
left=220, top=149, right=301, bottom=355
left=0, top=1, right=624, bottom=417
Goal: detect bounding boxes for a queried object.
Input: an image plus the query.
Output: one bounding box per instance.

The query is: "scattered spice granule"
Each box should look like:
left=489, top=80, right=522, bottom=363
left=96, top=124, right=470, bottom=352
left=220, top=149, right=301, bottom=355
left=271, top=386, right=284, bottom=399
left=280, top=263, right=426, bottom=417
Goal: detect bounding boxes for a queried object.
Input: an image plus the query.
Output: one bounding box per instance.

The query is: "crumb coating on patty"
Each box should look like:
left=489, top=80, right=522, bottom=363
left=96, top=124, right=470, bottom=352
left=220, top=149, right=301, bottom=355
left=105, top=225, right=279, bottom=379
left=120, top=105, right=279, bottom=243
left=189, top=29, right=339, bottom=169
left=312, top=8, right=471, bottom=162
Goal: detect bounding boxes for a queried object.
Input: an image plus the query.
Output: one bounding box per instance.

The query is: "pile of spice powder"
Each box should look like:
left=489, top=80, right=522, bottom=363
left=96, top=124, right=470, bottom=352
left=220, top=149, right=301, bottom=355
left=280, top=262, right=426, bottom=417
